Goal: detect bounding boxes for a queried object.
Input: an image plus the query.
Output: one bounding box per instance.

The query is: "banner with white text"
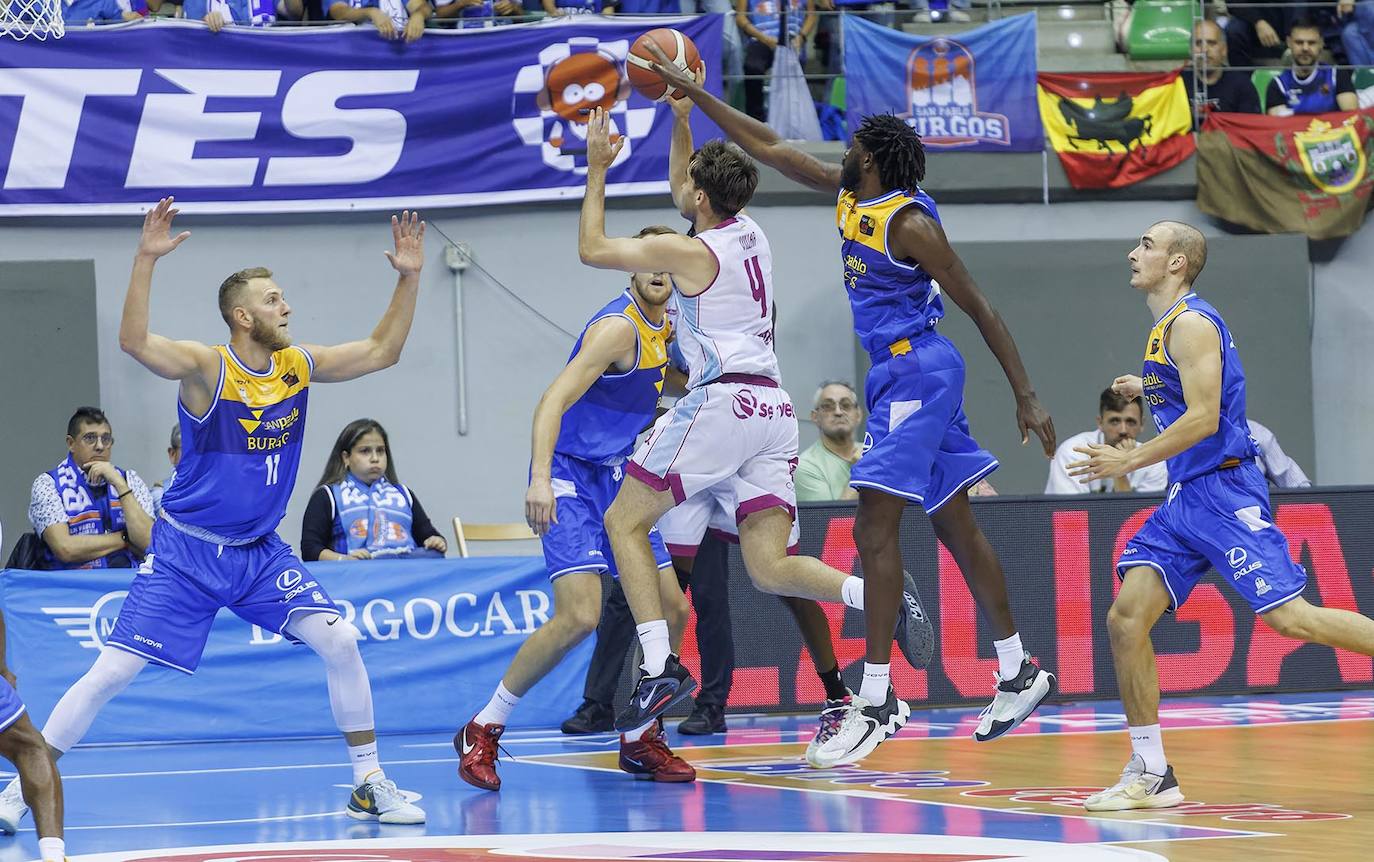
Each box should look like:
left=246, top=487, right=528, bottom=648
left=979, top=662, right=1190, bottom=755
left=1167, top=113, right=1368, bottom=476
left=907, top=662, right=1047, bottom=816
left=0, top=18, right=723, bottom=215
left=0, top=557, right=588, bottom=741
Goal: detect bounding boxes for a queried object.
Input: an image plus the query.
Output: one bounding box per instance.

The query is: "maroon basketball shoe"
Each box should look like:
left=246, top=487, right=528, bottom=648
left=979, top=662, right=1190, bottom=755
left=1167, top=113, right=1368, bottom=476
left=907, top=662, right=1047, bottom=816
left=619, top=720, right=696, bottom=783
left=456, top=719, right=504, bottom=791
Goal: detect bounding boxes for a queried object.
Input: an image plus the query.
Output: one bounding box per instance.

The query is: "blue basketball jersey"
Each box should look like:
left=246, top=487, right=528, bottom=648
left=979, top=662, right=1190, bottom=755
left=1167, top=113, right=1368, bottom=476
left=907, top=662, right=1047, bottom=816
left=748, top=0, right=804, bottom=41
left=1271, top=66, right=1343, bottom=114
left=1140, top=293, right=1257, bottom=483
left=161, top=345, right=312, bottom=541
left=837, top=188, right=947, bottom=356
left=556, top=291, right=671, bottom=463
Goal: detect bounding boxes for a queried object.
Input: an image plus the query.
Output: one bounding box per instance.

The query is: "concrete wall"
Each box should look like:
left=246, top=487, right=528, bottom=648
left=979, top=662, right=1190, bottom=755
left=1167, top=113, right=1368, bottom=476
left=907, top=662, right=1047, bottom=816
left=1312, top=216, right=1374, bottom=487
left=0, top=198, right=1345, bottom=556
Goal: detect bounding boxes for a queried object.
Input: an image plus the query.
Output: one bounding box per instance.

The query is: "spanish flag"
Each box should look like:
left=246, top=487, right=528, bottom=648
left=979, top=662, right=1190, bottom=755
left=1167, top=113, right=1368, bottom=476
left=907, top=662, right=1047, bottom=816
left=1037, top=71, right=1195, bottom=189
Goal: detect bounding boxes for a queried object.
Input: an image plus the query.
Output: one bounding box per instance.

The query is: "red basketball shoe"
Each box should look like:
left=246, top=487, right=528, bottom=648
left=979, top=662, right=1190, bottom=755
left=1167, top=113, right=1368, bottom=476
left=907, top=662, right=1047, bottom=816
left=619, top=720, right=696, bottom=783
left=456, top=719, right=504, bottom=791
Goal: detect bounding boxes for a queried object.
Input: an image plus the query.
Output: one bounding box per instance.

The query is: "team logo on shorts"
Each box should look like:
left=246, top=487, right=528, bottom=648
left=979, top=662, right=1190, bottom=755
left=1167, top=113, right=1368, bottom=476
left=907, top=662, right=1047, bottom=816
left=732, top=388, right=759, bottom=419
left=42, top=590, right=128, bottom=650
left=276, top=569, right=303, bottom=591
left=1227, top=547, right=1247, bottom=568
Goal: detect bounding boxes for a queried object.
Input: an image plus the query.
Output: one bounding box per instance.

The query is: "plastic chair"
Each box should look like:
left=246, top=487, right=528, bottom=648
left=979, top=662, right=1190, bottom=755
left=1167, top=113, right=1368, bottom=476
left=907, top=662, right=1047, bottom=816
left=1252, top=68, right=1281, bottom=113
left=1126, top=1, right=1193, bottom=60
left=451, top=517, right=536, bottom=558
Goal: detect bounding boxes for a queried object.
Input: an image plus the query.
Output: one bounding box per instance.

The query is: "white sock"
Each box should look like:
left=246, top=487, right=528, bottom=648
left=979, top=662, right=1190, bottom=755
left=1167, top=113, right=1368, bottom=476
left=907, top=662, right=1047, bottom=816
left=993, top=633, right=1025, bottom=680
left=840, top=575, right=865, bottom=610
left=858, top=662, right=890, bottom=703
left=39, top=837, right=66, bottom=862
left=636, top=619, right=671, bottom=676
left=626, top=719, right=657, bottom=740
left=1129, top=724, right=1167, bottom=776
left=348, top=741, right=381, bottom=786
left=475, top=682, right=521, bottom=728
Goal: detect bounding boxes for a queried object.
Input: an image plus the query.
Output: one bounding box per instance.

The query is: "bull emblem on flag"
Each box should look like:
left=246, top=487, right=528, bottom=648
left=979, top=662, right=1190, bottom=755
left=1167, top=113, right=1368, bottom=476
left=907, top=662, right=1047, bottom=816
left=1056, top=93, right=1153, bottom=154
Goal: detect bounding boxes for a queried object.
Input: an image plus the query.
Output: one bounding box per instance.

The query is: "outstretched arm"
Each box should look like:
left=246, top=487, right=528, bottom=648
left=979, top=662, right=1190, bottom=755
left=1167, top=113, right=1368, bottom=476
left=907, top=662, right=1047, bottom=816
left=526, top=317, right=638, bottom=535
left=305, top=211, right=425, bottom=383
left=644, top=41, right=841, bottom=194
left=890, top=209, right=1056, bottom=456
left=578, top=108, right=716, bottom=287
left=119, top=198, right=221, bottom=388
left=668, top=67, right=703, bottom=213
left=1071, top=312, right=1221, bottom=482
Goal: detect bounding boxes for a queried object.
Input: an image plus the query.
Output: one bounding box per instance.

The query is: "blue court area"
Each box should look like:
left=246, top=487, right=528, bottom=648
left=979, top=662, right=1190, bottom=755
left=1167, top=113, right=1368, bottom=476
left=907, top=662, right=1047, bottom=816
left=4, top=690, right=1371, bottom=861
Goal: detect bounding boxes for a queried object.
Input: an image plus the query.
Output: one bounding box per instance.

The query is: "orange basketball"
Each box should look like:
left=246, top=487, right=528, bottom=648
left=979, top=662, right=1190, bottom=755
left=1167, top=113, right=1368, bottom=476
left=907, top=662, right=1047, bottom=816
left=626, top=28, right=702, bottom=103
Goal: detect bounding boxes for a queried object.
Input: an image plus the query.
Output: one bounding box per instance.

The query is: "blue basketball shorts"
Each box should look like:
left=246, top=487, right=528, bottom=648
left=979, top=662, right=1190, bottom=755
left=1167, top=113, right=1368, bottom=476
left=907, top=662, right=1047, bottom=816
left=106, top=519, right=339, bottom=673
left=0, top=678, right=26, bottom=733
left=541, top=452, right=671, bottom=581
left=849, top=332, right=999, bottom=513
left=1116, top=462, right=1308, bottom=614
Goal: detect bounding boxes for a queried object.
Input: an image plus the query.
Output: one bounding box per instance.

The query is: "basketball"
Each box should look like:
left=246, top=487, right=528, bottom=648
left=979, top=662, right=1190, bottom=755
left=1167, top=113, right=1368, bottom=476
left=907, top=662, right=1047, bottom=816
left=626, top=28, right=702, bottom=103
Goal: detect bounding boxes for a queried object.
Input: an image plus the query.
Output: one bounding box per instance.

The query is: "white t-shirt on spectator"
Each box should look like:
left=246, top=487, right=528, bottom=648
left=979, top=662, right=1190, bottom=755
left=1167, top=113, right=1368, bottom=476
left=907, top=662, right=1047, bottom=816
left=29, top=470, right=154, bottom=535
left=1045, top=429, right=1169, bottom=495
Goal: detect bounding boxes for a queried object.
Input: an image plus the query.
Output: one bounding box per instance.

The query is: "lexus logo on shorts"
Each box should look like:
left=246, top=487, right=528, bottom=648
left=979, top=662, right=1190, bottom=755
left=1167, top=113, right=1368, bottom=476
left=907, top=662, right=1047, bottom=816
left=732, top=389, right=758, bottom=419
left=276, top=569, right=303, bottom=591
left=1227, top=547, right=1247, bottom=568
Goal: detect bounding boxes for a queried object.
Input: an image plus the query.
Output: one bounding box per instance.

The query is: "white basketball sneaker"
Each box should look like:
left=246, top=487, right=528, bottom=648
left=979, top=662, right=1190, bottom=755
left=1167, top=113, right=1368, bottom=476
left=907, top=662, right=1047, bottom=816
left=0, top=777, right=28, bottom=835
left=345, top=772, right=426, bottom=824
left=804, top=692, right=852, bottom=768
left=1084, top=753, right=1185, bottom=811
left=972, top=656, right=1055, bottom=742
left=809, top=687, right=909, bottom=768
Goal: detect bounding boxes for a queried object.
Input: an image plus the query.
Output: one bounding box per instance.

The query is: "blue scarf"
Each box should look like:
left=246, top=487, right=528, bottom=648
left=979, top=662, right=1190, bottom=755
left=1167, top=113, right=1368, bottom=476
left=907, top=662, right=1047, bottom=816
left=329, top=473, right=416, bottom=556
left=44, top=453, right=135, bottom=569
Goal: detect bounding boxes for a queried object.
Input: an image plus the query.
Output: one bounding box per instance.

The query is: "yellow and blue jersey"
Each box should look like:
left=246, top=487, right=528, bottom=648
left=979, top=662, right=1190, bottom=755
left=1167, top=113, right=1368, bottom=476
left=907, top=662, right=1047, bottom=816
left=1141, top=293, right=1257, bottom=483
left=837, top=187, right=947, bottom=356
left=161, top=345, right=312, bottom=542
left=556, top=291, right=670, bottom=463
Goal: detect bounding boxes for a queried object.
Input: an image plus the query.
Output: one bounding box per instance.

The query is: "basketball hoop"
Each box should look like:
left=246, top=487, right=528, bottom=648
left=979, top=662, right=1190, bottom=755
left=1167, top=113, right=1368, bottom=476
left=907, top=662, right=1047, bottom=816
left=1, top=0, right=65, bottom=41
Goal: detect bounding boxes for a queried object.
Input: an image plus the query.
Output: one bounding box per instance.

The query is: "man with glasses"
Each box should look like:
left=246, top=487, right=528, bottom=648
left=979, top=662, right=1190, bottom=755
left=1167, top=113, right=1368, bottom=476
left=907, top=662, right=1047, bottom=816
left=28, top=407, right=154, bottom=570
left=796, top=381, right=864, bottom=503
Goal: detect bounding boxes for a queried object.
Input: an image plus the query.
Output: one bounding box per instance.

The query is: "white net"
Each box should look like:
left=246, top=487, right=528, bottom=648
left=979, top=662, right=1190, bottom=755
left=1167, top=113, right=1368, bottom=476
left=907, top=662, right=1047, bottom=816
left=0, top=0, right=65, bottom=40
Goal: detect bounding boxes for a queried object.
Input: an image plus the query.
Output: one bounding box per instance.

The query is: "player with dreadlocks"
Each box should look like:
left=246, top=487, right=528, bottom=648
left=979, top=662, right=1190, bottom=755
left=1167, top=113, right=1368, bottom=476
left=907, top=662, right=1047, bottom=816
left=645, top=53, right=1059, bottom=765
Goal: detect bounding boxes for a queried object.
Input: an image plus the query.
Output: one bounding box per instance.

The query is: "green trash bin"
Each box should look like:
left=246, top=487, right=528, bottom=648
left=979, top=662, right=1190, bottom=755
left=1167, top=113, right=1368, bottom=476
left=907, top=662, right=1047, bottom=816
left=1126, top=1, right=1196, bottom=61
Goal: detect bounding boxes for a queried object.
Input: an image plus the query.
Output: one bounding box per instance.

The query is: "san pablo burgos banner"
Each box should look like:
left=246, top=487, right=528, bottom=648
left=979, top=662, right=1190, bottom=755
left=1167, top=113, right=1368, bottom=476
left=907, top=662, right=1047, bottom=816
left=0, top=557, right=590, bottom=741
left=841, top=13, right=1042, bottom=151
left=0, top=17, right=724, bottom=215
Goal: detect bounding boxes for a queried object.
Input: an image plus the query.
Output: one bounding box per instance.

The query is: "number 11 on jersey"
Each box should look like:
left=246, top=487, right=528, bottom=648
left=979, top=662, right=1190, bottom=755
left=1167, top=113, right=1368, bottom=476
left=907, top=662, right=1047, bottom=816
left=264, top=453, right=281, bottom=486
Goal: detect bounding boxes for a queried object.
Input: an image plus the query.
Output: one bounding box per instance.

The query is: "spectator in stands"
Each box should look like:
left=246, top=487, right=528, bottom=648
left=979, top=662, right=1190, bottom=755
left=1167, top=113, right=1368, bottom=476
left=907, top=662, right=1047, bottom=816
left=432, top=0, right=522, bottom=26
left=542, top=0, right=616, bottom=15
left=1342, top=0, right=1374, bottom=66
left=1267, top=20, right=1359, bottom=114
left=329, top=0, right=432, bottom=41
left=184, top=0, right=279, bottom=28
left=904, top=0, right=968, bottom=25
left=1182, top=18, right=1261, bottom=124
left=796, top=381, right=862, bottom=502
left=28, top=407, right=153, bottom=570
left=1046, top=388, right=1168, bottom=494
left=301, top=418, right=447, bottom=562
left=1219, top=0, right=1290, bottom=67
left=61, top=0, right=143, bottom=24
left=1248, top=419, right=1313, bottom=488
left=737, top=0, right=817, bottom=121
left=151, top=423, right=181, bottom=518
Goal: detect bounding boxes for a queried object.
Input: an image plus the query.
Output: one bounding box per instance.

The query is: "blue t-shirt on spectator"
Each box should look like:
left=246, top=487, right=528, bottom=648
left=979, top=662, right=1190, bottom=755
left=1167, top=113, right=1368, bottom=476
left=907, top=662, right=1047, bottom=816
left=331, top=0, right=408, bottom=27
left=184, top=0, right=276, bottom=24
left=1267, top=66, right=1356, bottom=114
left=748, top=0, right=803, bottom=41
left=554, top=0, right=615, bottom=13
left=61, top=0, right=125, bottom=24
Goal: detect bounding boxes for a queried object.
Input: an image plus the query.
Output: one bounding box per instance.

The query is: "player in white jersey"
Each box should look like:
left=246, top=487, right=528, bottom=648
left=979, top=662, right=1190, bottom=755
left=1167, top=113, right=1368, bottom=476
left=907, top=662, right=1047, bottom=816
left=578, top=105, right=924, bottom=744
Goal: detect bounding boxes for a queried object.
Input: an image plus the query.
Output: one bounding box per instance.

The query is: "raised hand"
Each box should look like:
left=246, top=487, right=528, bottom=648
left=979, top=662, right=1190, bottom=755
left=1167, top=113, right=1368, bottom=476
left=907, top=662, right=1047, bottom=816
left=669, top=64, right=707, bottom=117
left=585, top=107, right=625, bottom=173
left=384, top=210, right=425, bottom=277
left=1112, top=374, right=1144, bottom=400
left=137, top=197, right=191, bottom=260
left=644, top=41, right=704, bottom=104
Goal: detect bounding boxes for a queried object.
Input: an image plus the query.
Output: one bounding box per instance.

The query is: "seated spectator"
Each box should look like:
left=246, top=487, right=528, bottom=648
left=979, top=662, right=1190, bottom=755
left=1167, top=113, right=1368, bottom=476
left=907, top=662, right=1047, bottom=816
left=433, top=0, right=522, bottom=27
left=1181, top=18, right=1261, bottom=123
left=542, top=0, right=615, bottom=15
left=28, top=407, right=153, bottom=570
left=737, top=0, right=816, bottom=121
left=183, top=0, right=278, bottom=29
left=905, top=0, right=969, bottom=25
left=1219, top=0, right=1289, bottom=67
left=61, top=0, right=143, bottom=25
left=1046, top=388, right=1168, bottom=494
left=1267, top=20, right=1359, bottom=115
left=795, top=381, right=862, bottom=502
left=1342, top=0, right=1374, bottom=66
left=301, top=418, right=447, bottom=561
left=151, top=423, right=182, bottom=518
left=329, top=0, right=432, bottom=41
left=1248, top=419, right=1312, bottom=488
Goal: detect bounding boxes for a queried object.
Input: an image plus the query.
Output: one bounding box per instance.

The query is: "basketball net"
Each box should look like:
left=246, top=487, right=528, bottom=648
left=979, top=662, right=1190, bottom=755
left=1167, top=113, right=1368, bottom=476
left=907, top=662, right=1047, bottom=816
left=1, top=0, right=65, bottom=41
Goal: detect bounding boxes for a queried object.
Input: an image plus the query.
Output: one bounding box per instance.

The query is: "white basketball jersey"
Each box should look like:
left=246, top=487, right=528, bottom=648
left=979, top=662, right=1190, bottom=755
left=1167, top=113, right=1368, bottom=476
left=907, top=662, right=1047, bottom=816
left=676, top=213, right=782, bottom=389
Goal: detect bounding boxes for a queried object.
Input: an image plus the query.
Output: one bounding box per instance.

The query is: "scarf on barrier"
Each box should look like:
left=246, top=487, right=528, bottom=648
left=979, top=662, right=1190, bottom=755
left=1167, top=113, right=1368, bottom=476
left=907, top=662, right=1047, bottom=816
left=44, top=453, right=134, bottom=570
